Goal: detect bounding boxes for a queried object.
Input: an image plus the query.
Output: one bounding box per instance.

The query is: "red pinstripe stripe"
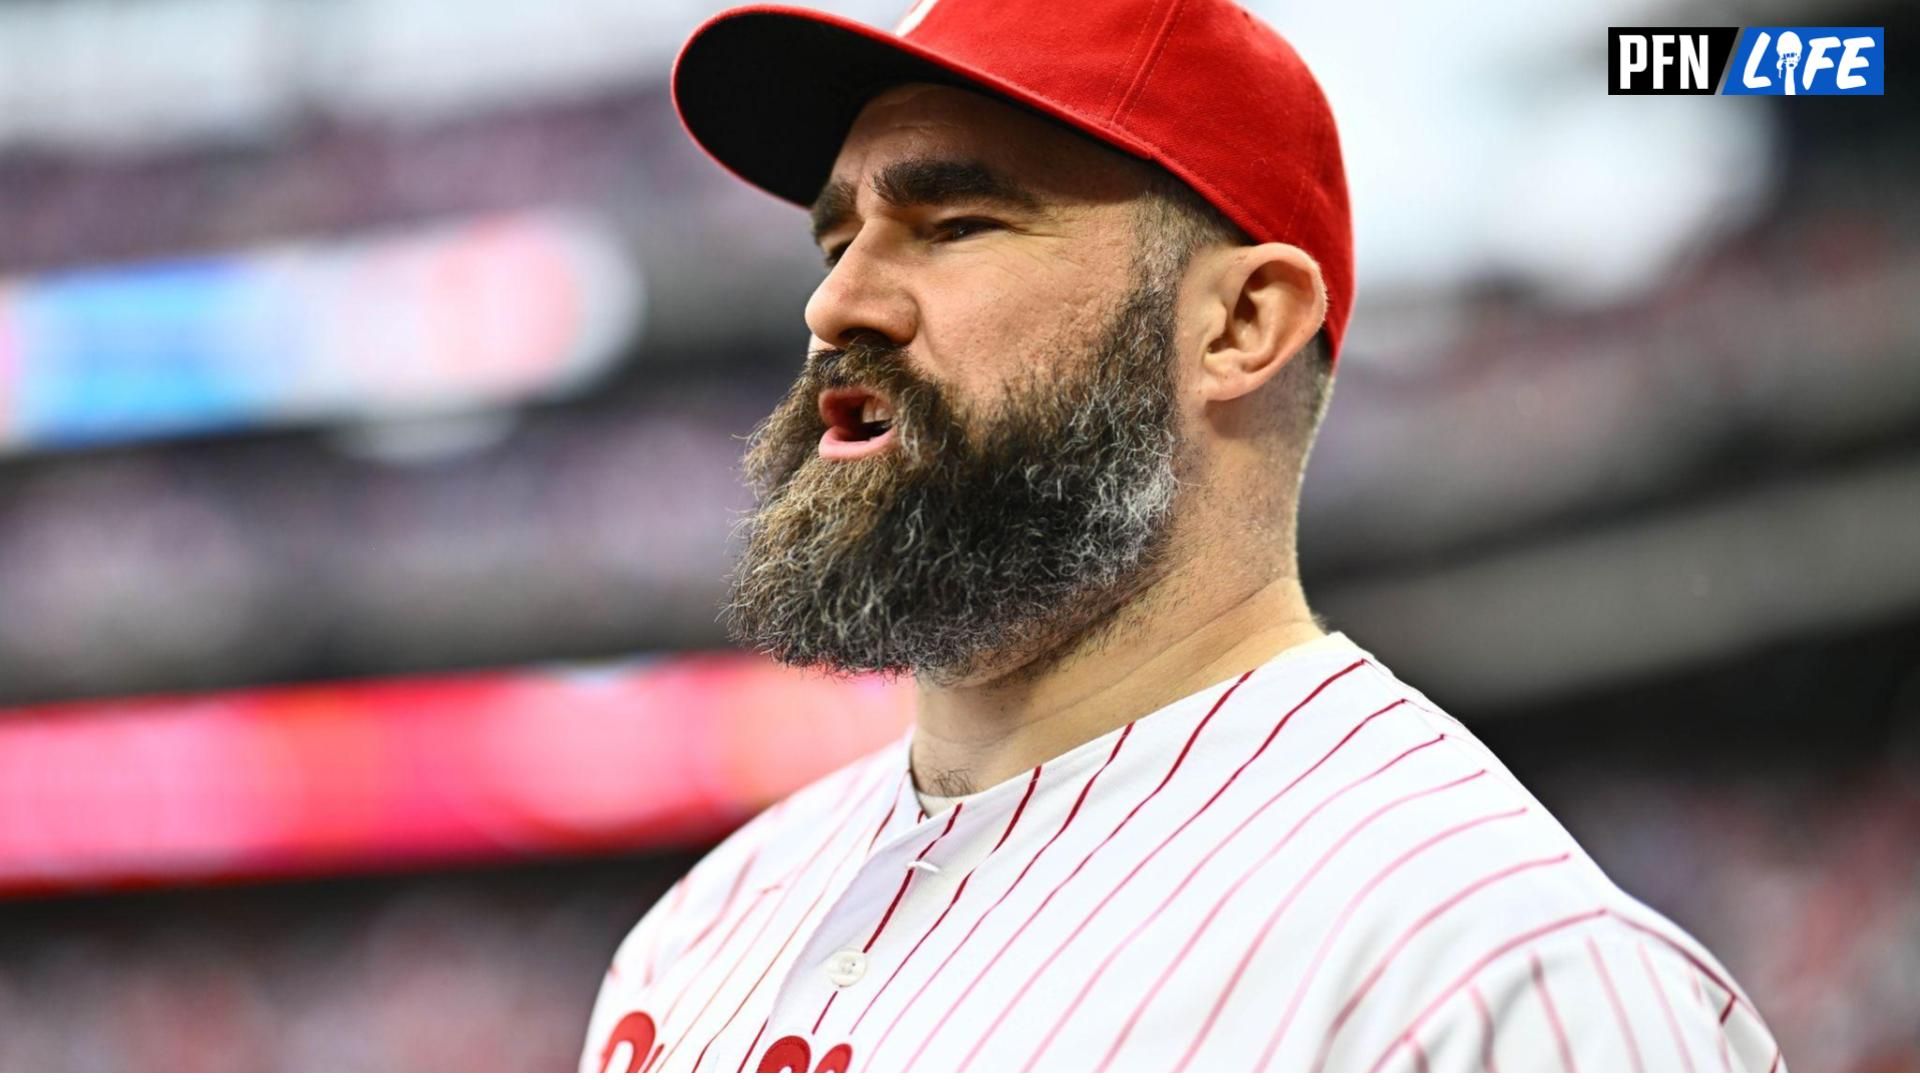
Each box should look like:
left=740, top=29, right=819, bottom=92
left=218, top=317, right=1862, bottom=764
left=868, top=804, right=963, bottom=952
left=1257, top=803, right=1524, bottom=1068
left=1693, top=973, right=1734, bottom=1070
left=696, top=776, right=904, bottom=1073
left=988, top=769, right=1043, bottom=855
left=1529, top=951, right=1577, bottom=1071
left=811, top=990, right=836, bottom=1037
left=1609, top=910, right=1745, bottom=1017
left=1105, top=721, right=1434, bottom=1070
left=661, top=849, right=763, bottom=999
left=641, top=878, right=691, bottom=987
left=685, top=853, right=759, bottom=955
left=850, top=766, right=1042, bottom=1036
left=653, top=787, right=819, bottom=1012
left=735, top=1018, right=770, bottom=1072
left=1398, top=694, right=1472, bottom=730
left=1468, top=985, right=1497, bottom=1072
left=868, top=770, right=909, bottom=856
left=655, top=767, right=896, bottom=1072
left=1363, top=908, right=1608, bottom=1071
left=1315, top=852, right=1571, bottom=1068
left=1769, top=1045, right=1782, bottom=1071
left=898, top=669, right=1261, bottom=1070
left=1358, top=659, right=1460, bottom=719
left=652, top=878, right=772, bottom=1038
left=1586, top=936, right=1645, bottom=1070
left=1064, top=698, right=1407, bottom=1069
left=1628, top=916, right=1782, bottom=1068
left=1639, top=939, right=1695, bottom=1070
left=811, top=805, right=965, bottom=1035
left=986, top=665, right=1374, bottom=1069
left=1353, top=663, right=1474, bottom=743
left=643, top=1043, right=663, bottom=1070
left=941, top=665, right=1290, bottom=1070
left=865, top=725, right=1133, bottom=1066
left=1214, top=761, right=1483, bottom=1070
left=1168, top=736, right=1454, bottom=1070
left=650, top=779, right=855, bottom=1038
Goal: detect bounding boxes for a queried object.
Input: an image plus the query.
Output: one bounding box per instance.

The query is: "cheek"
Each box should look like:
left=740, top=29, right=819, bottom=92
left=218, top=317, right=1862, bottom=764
left=916, top=267, right=1116, bottom=403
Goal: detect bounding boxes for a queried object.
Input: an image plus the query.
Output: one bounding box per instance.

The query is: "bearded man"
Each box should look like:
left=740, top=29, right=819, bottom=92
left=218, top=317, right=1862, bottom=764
left=581, top=0, right=1783, bottom=1071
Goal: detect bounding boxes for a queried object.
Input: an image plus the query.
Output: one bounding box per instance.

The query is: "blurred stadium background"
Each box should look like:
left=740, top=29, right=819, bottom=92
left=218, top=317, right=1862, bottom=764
left=1, top=0, right=1916, bottom=1069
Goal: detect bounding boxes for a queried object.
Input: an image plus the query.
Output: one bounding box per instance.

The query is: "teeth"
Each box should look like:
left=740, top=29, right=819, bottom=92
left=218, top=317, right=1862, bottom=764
left=860, top=398, right=894, bottom=425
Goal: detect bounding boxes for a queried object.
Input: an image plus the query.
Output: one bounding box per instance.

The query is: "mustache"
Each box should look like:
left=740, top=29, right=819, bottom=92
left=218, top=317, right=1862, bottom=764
left=804, top=339, right=921, bottom=395
left=743, top=340, right=956, bottom=499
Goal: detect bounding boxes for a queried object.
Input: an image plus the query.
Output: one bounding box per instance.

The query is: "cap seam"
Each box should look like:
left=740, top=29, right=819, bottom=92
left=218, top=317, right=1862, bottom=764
left=1114, top=0, right=1189, bottom=126
left=1275, top=104, right=1320, bottom=241
left=1098, top=0, right=1174, bottom=122
left=1140, top=138, right=1278, bottom=249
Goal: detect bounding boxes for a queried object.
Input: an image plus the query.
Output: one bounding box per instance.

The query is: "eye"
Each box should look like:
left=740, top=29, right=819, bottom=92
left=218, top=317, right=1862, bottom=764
left=820, top=218, right=1003, bottom=269
left=932, top=217, right=1001, bottom=243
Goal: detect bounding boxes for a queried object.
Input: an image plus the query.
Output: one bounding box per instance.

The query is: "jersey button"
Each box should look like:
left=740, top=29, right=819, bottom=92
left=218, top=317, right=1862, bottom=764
left=825, top=949, right=869, bottom=987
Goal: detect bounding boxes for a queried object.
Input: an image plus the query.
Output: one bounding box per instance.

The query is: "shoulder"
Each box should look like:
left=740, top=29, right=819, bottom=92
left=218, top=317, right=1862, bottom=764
left=624, top=733, right=905, bottom=955
left=1300, top=650, right=1782, bottom=1071
left=1372, top=904, right=1784, bottom=1072
left=578, top=736, right=907, bottom=1070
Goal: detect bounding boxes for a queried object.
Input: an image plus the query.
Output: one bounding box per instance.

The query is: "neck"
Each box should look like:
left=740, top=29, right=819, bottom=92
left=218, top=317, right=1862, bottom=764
left=907, top=533, right=1323, bottom=798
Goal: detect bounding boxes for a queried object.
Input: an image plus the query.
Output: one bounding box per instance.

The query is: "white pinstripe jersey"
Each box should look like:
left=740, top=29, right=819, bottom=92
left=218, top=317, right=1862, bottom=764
left=581, top=633, right=1784, bottom=1072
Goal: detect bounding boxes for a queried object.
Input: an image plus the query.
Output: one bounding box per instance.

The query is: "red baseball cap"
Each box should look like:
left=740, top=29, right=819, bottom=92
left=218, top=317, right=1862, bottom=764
left=672, top=0, right=1354, bottom=362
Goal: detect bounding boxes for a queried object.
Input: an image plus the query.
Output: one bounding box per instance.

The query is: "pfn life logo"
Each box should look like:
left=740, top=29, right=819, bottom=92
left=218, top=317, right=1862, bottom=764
left=1609, top=26, right=1883, bottom=95
left=1725, top=28, right=1883, bottom=95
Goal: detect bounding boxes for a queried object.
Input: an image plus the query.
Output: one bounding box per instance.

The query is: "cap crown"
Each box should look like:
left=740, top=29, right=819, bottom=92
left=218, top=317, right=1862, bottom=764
left=895, top=0, right=1353, bottom=356
left=672, top=0, right=1353, bottom=358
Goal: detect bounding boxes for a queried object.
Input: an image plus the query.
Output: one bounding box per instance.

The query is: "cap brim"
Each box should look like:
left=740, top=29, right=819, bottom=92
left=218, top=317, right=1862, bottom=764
left=671, top=4, right=1156, bottom=210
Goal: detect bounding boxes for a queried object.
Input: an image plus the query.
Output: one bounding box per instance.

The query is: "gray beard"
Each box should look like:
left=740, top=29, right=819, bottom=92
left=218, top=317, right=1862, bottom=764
left=723, top=271, right=1184, bottom=683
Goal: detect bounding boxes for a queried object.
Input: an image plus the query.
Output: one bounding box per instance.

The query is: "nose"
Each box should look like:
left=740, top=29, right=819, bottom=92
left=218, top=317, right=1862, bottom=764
left=804, top=231, right=917, bottom=351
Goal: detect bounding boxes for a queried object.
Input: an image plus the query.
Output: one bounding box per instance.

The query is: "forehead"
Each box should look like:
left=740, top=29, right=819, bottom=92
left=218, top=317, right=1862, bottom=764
left=826, top=82, right=1147, bottom=204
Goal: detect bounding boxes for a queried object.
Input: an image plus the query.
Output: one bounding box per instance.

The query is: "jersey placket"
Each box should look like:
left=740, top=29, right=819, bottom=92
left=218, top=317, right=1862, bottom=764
left=746, top=768, right=1018, bottom=1068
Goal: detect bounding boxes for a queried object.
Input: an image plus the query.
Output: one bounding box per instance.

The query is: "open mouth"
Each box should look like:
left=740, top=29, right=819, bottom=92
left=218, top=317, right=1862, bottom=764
left=817, top=387, right=898, bottom=459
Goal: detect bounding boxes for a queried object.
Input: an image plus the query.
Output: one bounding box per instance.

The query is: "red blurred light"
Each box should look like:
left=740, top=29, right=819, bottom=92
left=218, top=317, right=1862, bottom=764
left=0, top=654, right=912, bottom=896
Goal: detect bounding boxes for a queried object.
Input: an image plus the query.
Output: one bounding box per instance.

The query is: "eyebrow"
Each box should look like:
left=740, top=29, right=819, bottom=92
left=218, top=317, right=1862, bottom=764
left=809, top=156, right=1044, bottom=248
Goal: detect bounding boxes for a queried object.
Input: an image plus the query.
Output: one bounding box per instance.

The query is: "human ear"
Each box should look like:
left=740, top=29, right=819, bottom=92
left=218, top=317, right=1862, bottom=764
left=1194, top=242, right=1326, bottom=404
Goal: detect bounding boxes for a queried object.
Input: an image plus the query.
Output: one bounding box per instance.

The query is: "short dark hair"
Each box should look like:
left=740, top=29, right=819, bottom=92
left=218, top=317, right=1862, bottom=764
left=1132, top=165, right=1335, bottom=446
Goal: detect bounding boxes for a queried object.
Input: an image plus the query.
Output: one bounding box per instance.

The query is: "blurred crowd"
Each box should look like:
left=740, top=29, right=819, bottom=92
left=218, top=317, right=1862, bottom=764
left=0, top=856, right=692, bottom=1071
